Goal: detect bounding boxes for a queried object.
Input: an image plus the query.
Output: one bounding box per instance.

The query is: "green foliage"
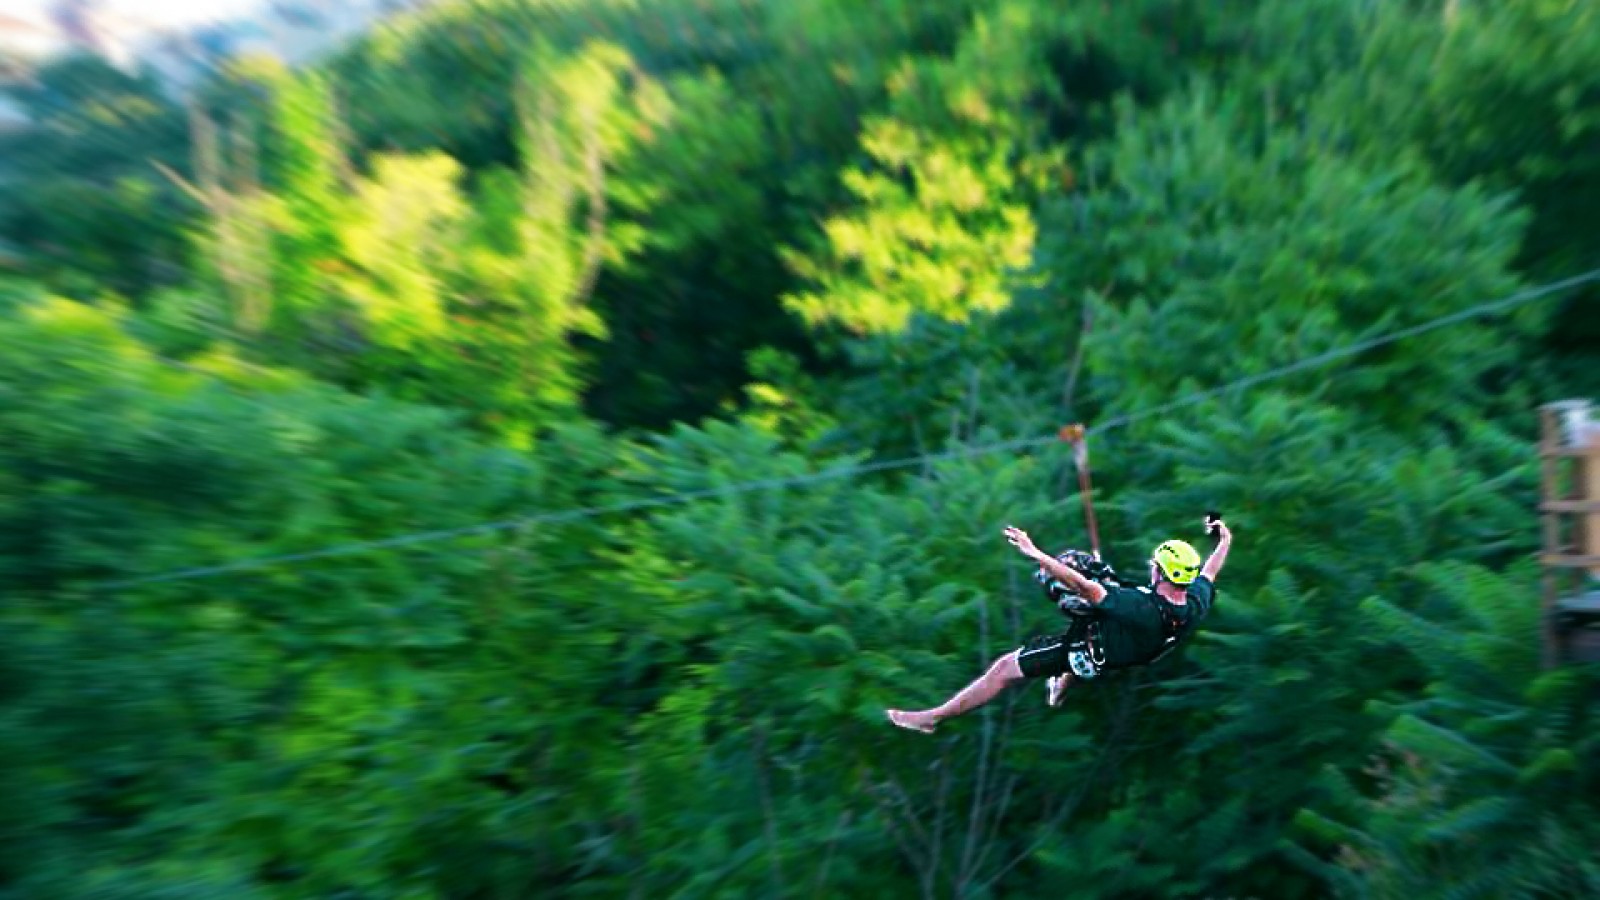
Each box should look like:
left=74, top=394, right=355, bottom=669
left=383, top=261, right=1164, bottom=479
left=334, top=152, right=469, bottom=351
left=4, top=0, right=1599, bottom=897
left=780, top=0, right=1065, bottom=336
left=1307, top=0, right=1600, bottom=397
left=170, top=41, right=682, bottom=444
left=0, top=56, right=193, bottom=298
left=1297, top=565, right=1600, bottom=898
left=1062, top=86, right=1532, bottom=433
left=0, top=293, right=643, bottom=896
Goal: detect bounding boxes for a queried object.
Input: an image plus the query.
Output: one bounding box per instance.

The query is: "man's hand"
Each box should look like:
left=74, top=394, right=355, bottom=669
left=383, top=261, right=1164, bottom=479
left=1201, top=516, right=1232, bottom=582
left=1008, top=525, right=1107, bottom=604
left=1207, top=516, right=1232, bottom=544
left=1003, top=525, right=1044, bottom=561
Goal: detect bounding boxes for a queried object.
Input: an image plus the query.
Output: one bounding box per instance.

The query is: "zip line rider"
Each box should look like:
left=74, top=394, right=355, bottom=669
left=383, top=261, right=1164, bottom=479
left=886, top=516, right=1233, bottom=734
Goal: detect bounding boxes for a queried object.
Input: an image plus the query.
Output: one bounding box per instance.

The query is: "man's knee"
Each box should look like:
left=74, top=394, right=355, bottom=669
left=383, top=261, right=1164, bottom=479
left=993, top=650, right=1025, bottom=684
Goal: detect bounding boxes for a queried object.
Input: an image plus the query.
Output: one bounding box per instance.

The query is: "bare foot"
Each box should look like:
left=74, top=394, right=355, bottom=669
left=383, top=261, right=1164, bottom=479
left=886, top=709, right=937, bottom=734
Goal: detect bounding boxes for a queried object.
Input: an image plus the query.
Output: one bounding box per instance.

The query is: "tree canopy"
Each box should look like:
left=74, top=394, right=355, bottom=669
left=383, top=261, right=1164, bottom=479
left=1, top=1, right=1596, bottom=897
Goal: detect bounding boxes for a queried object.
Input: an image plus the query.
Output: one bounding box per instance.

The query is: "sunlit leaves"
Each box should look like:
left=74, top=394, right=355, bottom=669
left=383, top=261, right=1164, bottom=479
left=779, top=1, right=1067, bottom=336
left=336, top=153, right=468, bottom=349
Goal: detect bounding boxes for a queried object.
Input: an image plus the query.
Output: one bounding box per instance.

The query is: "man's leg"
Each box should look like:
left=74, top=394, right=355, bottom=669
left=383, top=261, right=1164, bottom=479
left=886, top=651, right=1025, bottom=734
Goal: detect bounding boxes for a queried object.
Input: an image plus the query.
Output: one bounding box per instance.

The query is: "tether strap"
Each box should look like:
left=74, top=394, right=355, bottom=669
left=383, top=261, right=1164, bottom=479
left=1059, top=424, right=1101, bottom=559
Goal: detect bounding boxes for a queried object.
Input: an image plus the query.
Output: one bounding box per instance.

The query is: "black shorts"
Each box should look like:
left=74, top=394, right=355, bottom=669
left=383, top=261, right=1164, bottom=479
left=1016, top=618, right=1103, bottom=681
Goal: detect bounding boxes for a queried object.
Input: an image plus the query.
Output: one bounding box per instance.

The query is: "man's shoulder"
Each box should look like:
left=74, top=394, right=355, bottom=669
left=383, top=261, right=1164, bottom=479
left=1184, top=576, right=1217, bottom=612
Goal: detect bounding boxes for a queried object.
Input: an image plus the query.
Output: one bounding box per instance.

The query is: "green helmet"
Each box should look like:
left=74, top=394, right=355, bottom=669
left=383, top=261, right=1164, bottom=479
left=1152, top=539, right=1202, bottom=585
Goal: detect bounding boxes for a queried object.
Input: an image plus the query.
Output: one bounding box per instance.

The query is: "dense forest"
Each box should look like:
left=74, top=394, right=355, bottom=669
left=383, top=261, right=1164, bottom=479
left=2, top=0, right=1598, bottom=897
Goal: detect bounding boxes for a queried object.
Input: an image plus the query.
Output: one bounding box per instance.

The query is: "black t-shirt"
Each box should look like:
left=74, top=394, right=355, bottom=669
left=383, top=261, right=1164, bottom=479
left=1095, top=576, right=1216, bottom=667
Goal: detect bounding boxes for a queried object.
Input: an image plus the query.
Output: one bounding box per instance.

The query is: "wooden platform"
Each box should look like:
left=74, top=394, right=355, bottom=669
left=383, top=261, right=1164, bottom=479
left=1540, top=401, right=1600, bottom=667
left=1554, top=590, right=1600, bottom=665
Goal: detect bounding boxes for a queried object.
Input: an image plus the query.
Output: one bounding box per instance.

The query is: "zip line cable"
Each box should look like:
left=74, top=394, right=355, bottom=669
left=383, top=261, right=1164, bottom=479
left=1090, top=268, right=1599, bottom=433
left=91, top=434, right=1058, bottom=589
left=89, top=267, right=1600, bottom=590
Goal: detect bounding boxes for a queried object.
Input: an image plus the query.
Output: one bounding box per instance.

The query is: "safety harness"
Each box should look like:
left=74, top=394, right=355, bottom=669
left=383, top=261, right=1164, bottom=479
left=1035, top=549, right=1121, bottom=616
left=1035, top=550, right=1115, bottom=678
left=1037, top=426, right=1205, bottom=677
left=1146, top=594, right=1188, bottom=665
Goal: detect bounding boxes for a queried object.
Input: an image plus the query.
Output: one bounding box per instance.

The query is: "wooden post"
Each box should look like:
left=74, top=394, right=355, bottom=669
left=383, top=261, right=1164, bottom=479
left=1539, top=404, right=1560, bottom=670
left=1582, top=419, right=1600, bottom=580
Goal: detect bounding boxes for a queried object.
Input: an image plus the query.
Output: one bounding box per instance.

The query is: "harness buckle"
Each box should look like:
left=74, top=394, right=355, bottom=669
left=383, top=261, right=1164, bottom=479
left=1067, top=622, right=1105, bottom=679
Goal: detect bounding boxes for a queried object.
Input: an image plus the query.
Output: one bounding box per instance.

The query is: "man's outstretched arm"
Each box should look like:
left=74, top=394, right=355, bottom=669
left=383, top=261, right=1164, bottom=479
left=1201, top=518, right=1233, bottom=583
left=1003, top=525, right=1107, bottom=604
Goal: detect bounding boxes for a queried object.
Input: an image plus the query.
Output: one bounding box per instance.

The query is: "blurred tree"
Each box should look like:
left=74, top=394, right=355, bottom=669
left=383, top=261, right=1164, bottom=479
left=2, top=0, right=1597, bottom=897
left=780, top=0, right=1068, bottom=337
left=1052, top=87, right=1533, bottom=436
left=0, top=55, right=193, bottom=299
left=1295, top=564, right=1600, bottom=898
left=168, top=42, right=675, bottom=445
left=589, top=418, right=1114, bottom=897
left=1308, top=0, right=1600, bottom=396
left=0, top=293, right=633, bottom=896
